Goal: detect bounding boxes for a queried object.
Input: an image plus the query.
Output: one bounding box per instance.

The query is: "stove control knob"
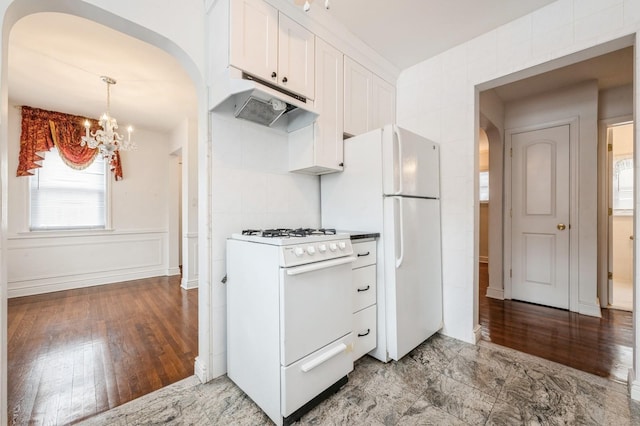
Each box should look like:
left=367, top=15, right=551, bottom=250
left=338, top=241, right=347, bottom=250
left=294, top=247, right=305, bottom=257
left=318, top=244, right=327, bottom=253
left=306, top=246, right=316, bottom=255
left=329, top=243, right=337, bottom=252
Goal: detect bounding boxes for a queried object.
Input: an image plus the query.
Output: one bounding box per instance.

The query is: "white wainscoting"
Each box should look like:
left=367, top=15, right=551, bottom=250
left=7, top=229, right=170, bottom=298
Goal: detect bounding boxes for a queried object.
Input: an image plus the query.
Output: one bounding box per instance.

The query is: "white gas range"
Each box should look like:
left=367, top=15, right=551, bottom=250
left=226, top=228, right=356, bottom=425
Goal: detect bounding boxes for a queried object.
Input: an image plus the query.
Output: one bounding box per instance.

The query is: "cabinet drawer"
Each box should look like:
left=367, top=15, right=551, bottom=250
left=352, top=306, right=376, bottom=361
left=281, top=334, right=353, bottom=416
left=352, top=265, right=376, bottom=312
left=351, top=241, right=376, bottom=269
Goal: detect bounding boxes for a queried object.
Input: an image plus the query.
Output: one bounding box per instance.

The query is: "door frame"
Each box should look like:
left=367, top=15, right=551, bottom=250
left=504, top=117, right=579, bottom=310
left=598, top=115, right=634, bottom=308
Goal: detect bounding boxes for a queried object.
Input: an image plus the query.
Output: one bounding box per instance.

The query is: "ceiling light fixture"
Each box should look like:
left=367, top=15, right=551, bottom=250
left=293, top=0, right=330, bottom=12
left=81, top=75, right=135, bottom=160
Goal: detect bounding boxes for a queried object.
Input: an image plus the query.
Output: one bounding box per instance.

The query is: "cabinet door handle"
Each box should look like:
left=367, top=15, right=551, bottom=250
left=358, top=329, right=371, bottom=337
left=357, top=285, right=370, bottom=292
left=357, top=251, right=370, bottom=257
left=271, top=71, right=277, bottom=78
left=282, top=76, right=288, bottom=83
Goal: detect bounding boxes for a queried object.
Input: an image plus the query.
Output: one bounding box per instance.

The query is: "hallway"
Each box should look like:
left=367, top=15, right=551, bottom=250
left=479, top=263, right=633, bottom=383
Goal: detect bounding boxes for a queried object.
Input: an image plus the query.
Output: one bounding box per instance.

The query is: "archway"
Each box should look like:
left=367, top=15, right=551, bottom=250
left=0, top=1, right=210, bottom=423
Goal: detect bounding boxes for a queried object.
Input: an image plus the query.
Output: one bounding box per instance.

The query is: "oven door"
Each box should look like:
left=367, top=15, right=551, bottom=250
left=280, top=256, right=355, bottom=366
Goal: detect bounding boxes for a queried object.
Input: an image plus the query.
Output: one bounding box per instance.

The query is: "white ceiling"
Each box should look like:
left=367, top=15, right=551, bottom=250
left=8, top=13, right=196, bottom=134
left=324, top=0, right=557, bottom=70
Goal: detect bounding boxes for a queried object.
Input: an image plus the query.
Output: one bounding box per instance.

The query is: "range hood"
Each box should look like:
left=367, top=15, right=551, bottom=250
left=210, top=67, right=318, bottom=132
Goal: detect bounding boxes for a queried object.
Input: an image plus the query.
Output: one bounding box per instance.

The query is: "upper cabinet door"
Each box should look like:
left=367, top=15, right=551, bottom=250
left=371, top=76, right=396, bottom=130
left=315, top=38, right=344, bottom=170
left=278, top=13, right=315, bottom=100
left=344, top=57, right=371, bottom=137
left=230, top=0, right=278, bottom=84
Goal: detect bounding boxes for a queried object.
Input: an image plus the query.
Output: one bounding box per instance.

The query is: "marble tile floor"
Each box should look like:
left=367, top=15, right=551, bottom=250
left=78, top=334, right=640, bottom=425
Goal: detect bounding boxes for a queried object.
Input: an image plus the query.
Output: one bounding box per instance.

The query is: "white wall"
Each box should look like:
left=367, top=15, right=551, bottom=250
left=600, top=83, right=634, bottom=120
left=5, top=103, right=178, bottom=297
left=480, top=90, right=505, bottom=301
left=208, top=112, right=320, bottom=376
left=396, top=0, right=640, bottom=397
left=169, top=117, right=199, bottom=290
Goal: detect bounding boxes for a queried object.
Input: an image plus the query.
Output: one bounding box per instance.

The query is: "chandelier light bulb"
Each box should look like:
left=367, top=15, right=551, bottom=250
left=325, top=0, right=330, bottom=9
left=303, top=1, right=310, bottom=12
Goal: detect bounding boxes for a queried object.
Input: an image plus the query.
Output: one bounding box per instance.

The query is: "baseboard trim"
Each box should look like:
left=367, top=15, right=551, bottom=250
left=194, top=356, right=208, bottom=383
left=473, top=325, right=482, bottom=344
left=629, top=369, right=640, bottom=401
left=167, top=267, right=181, bottom=276
left=479, top=256, right=488, bottom=264
left=8, top=268, right=167, bottom=298
left=485, top=287, right=504, bottom=300
left=181, top=277, right=199, bottom=290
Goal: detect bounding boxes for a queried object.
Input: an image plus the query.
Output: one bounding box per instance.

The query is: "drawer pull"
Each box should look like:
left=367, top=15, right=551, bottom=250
left=357, top=285, right=370, bottom=292
left=301, top=343, right=347, bottom=372
left=358, top=329, right=371, bottom=337
left=357, top=251, right=370, bottom=257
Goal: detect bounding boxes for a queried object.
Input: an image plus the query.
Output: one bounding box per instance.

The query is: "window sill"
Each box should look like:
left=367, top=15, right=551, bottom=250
left=13, top=228, right=115, bottom=239
left=9, top=228, right=167, bottom=240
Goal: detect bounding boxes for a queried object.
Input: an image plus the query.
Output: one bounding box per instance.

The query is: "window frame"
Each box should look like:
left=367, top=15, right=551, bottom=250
left=479, top=170, right=489, bottom=203
left=27, top=148, right=113, bottom=232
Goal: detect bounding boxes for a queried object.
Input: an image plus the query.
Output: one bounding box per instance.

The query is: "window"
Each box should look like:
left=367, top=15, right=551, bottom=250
left=479, top=171, right=489, bottom=202
left=30, top=147, right=107, bottom=230
left=613, top=156, right=633, bottom=215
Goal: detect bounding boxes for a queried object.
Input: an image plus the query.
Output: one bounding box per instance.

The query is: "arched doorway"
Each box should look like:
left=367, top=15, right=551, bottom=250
left=0, top=1, right=209, bottom=423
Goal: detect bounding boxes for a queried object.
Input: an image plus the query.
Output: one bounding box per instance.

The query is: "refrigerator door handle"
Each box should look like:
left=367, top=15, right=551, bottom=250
left=396, top=197, right=405, bottom=268
left=393, top=126, right=403, bottom=195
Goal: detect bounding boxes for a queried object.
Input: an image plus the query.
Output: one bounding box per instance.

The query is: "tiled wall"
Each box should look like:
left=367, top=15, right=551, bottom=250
left=396, top=0, right=640, bottom=347
left=208, top=112, right=321, bottom=373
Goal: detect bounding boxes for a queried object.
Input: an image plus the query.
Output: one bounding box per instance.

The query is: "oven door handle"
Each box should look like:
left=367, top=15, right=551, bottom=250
left=286, top=256, right=357, bottom=276
left=301, top=343, right=347, bottom=372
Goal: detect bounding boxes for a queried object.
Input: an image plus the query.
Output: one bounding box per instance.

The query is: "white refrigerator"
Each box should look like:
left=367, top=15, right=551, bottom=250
left=321, top=124, right=443, bottom=362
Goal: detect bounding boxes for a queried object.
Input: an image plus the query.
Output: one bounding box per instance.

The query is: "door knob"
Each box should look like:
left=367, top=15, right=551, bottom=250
left=557, top=223, right=566, bottom=231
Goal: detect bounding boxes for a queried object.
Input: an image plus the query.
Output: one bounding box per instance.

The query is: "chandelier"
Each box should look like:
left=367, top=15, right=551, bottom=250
left=294, top=0, right=330, bottom=12
left=81, top=76, right=135, bottom=161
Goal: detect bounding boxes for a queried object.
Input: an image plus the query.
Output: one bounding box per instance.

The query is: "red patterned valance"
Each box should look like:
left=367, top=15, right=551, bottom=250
left=16, top=106, right=123, bottom=180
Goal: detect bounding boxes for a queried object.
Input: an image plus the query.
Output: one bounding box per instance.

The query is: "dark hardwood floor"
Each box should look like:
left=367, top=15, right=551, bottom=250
left=8, top=276, right=198, bottom=425
left=479, top=262, right=633, bottom=383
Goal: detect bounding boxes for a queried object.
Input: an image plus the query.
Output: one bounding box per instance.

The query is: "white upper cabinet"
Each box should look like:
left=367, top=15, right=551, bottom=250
left=230, top=0, right=315, bottom=100
left=371, top=76, right=395, bottom=130
left=344, top=56, right=395, bottom=137
left=344, top=57, right=370, bottom=137
left=278, top=14, right=315, bottom=100
left=229, top=0, right=278, bottom=84
left=289, top=38, right=343, bottom=174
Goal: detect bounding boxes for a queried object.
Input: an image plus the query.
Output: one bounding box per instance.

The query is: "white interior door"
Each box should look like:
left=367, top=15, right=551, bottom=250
left=511, top=125, right=570, bottom=309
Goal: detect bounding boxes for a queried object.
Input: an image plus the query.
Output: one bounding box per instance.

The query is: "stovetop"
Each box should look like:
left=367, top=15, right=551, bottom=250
left=231, top=228, right=350, bottom=246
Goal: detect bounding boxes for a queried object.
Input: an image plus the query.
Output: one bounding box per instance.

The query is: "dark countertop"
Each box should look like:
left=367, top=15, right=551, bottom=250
left=339, top=230, right=380, bottom=240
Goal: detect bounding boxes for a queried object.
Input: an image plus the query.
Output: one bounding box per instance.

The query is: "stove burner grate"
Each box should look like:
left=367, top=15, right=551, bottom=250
left=262, top=228, right=292, bottom=238
left=240, top=228, right=338, bottom=238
